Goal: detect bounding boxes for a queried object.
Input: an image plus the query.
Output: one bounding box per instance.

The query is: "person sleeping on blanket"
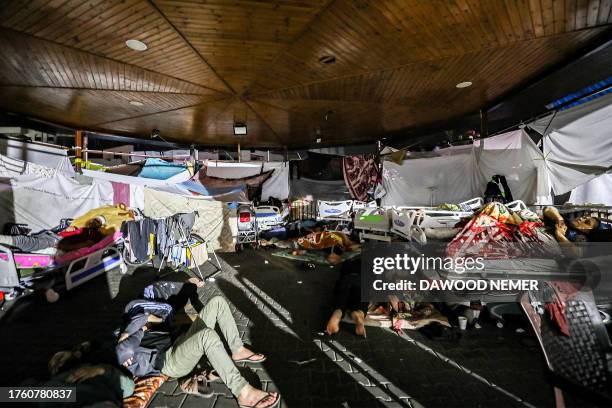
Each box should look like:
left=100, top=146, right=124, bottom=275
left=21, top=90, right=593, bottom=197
left=0, top=204, right=135, bottom=253
left=116, top=295, right=281, bottom=408
left=0, top=217, right=106, bottom=253
left=291, top=230, right=360, bottom=264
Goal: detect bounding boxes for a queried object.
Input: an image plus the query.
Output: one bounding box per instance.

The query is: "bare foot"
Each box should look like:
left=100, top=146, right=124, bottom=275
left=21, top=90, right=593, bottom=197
left=351, top=310, right=367, bottom=338
left=232, top=346, right=266, bottom=363
left=325, top=309, right=343, bottom=335
left=237, top=384, right=279, bottom=408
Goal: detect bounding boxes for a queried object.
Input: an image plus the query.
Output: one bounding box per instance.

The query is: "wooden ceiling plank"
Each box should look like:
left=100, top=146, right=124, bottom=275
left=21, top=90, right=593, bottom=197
left=587, top=0, right=602, bottom=26
left=27, top=0, right=99, bottom=39
left=576, top=0, right=589, bottom=28
left=1, top=0, right=62, bottom=29
left=599, top=0, right=612, bottom=23
left=54, top=1, right=143, bottom=45
left=565, top=0, right=578, bottom=30
left=552, top=0, right=567, bottom=34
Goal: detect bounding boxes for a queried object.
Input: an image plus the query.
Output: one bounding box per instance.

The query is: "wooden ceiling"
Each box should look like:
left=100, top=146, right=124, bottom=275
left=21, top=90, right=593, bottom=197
left=0, top=0, right=610, bottom=148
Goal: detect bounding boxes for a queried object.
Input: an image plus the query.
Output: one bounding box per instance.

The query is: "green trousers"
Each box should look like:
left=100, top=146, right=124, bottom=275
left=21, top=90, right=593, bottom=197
left=161, top=295, right=248, bottom=396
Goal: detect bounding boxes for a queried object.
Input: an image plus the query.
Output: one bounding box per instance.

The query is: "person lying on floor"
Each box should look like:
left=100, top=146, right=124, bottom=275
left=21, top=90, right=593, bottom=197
left=325, top=256, right=369, bottom=337
left=31, top=341, right=134, bottom=408
left=0, top=217, right=106, bottom=253
left=291, top=230, right=360, bottom=264
left=116, top=295, right=280, bottom=408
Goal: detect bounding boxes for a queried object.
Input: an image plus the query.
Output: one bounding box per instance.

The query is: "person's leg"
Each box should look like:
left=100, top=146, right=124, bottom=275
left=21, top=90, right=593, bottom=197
left=199, top=295, right=265, bottom=363
left=198, top=295, right=243, bottom=353
left=347, top=274, right=368, bottom=338
left=326, top=273, right=352, bottom=335
left=161, top=321, right=248, bottom=397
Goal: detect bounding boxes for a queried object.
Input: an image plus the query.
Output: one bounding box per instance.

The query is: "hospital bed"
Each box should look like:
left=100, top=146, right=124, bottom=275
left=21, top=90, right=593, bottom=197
left=354, top=207, right=393, bottom=242
left=316, top=200, right=354, bottom=223
left=254, top=205, right=284, bottom=231
left=0, top=231, right=125, bottom=300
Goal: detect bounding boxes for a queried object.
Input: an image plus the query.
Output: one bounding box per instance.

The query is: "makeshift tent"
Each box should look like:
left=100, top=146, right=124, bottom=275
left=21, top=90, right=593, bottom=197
left=382, top=152, right=481, bottom=206
left=143, top=188, right=237, bottom=252
left=205, top=161, right=290, bottom=201
left=540, top=93, right=612, bottom=195
left=381, top=130, right=552, bottom=206
left=178, top=180, right=248, bottom=202
left=0, top=172, right=113, bottom=232
left=138, top=158, right=187, bottom=180
left=475, top=130, right=551, bottom=205
left=568, top=173, right=612, bottom=205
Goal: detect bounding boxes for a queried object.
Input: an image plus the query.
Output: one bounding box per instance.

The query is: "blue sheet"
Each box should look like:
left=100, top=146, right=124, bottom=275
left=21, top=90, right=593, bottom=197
left=138, top=158, right=186, bottom=180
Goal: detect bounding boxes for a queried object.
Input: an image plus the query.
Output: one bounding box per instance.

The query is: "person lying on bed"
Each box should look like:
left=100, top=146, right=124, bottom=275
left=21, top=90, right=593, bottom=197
left=544, top=206, right=612, bottom=243
left=325, top=256, right=369, bottom=337
left=0, top=217, right=106, bottom=252
left=116, top=295, right=280, bottom=408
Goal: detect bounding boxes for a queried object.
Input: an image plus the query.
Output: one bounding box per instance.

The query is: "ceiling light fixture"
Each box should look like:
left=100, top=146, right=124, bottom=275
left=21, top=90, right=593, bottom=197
left=125, top=39, right=148, bottom=51
left=233, top=122, right=247, bottom=136
left=455, top=81, right=473, bottom=88
left=129, top=101, right=144, bottom=106
left=319, top=55, right=336, bottom=64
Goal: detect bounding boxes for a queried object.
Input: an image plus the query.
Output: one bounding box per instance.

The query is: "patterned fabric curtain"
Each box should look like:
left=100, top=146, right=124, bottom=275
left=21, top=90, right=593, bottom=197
left=342, top=154, right=378, bottom=202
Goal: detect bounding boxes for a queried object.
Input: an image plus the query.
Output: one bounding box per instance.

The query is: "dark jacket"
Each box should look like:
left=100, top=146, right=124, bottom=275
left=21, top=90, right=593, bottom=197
left=115, top=300, right=174, bottom=378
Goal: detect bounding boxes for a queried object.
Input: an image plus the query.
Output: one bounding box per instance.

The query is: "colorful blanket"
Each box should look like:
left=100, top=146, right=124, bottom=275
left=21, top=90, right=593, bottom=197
left=123, top=375, right=168, bottom=408
left=446, top=202, right=560, bottom=259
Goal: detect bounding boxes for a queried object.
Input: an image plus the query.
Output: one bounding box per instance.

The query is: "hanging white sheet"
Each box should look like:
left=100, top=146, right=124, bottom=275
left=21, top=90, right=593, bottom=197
left=542, top=95, right=612, bottom=195
left=475, top=130, right=551, bottom=205
left=82, top=168, right=191, bottom=187
left=205, top=161, right=289, bottom=200
left=568, top=173, right=612, bottom=206
left=0, top=173, right=113, bottom=231
left=0, top=153, right=74, bottom=178
left=381, top=152, right=482, bottom=206
left=381, top=130, right=552, bottom=206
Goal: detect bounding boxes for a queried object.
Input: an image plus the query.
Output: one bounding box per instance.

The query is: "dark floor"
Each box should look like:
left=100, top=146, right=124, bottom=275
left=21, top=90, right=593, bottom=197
left=0, top=248, right=602, bottom=407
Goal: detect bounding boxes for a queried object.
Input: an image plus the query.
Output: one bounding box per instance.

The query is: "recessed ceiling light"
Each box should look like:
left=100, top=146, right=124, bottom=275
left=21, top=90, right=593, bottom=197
left=319, top=55, right=336, bottom=64
left=129, top=101, right=144, bottom=106
left=456, top=81, right=473, bottom=88
left=125, top=39, right=147, bottom=51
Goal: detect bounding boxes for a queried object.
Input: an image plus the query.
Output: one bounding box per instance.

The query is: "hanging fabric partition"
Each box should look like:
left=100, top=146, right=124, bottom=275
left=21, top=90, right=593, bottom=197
left=475, top=130, right=552, bottom=205
left=542, top=93, right=612, bottom=195
left=143, top=188, right=237, bottom=252
left=204, top=161, right=289, bottom=201
left=381, top=152, right=482, bottom=206
left=342, top=154, right=378, bottom=202
left=0, top=153, right=75, bottom=178
left=568, top=173, right=612, bottom=205
left=0, top=173, right=113, bottom=232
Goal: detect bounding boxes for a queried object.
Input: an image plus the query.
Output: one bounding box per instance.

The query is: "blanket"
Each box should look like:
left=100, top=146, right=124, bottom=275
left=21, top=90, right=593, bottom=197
left=343, top=154, right=378, bottom=202
left=123, top=375, right=168, bottom=408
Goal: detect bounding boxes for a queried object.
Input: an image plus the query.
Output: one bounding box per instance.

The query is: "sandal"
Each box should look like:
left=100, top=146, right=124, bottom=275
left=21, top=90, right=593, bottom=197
left=178, top=374, right=214, bottom=398
left=233, top=353, right=267, bottom=364
left=239, top=392, right=280, bottom=408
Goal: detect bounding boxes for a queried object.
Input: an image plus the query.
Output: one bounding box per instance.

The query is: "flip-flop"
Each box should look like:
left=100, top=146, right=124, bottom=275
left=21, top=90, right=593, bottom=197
left=239, top=392, right=280, bottom=408
left=233, top=353, right=267, bottom=364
